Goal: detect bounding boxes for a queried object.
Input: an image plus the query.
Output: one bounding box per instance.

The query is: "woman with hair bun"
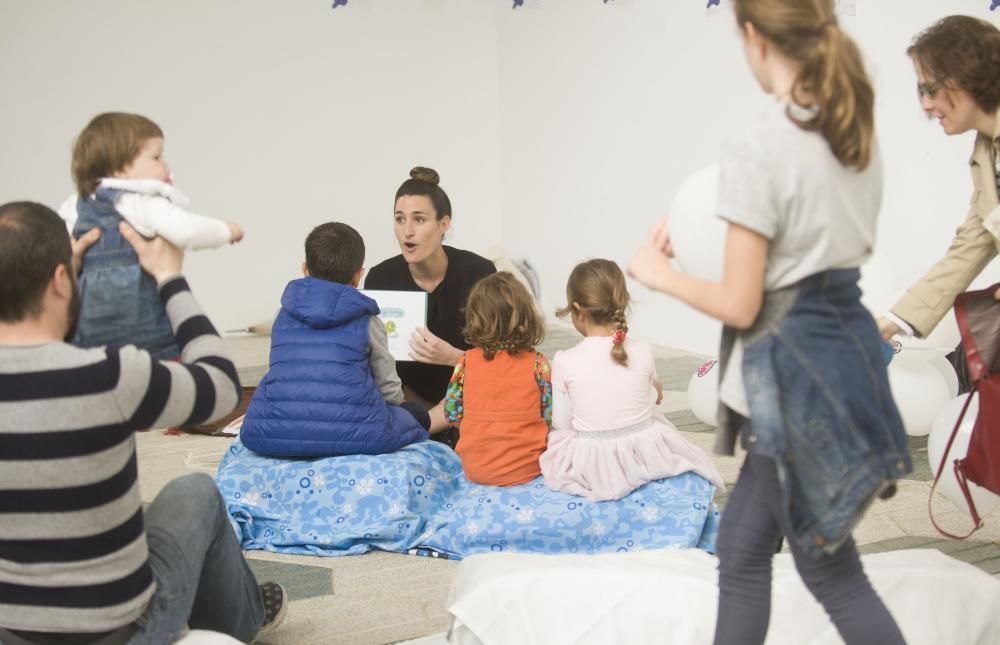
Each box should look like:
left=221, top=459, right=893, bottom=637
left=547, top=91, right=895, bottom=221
left=365, top=167, right=496, bottom=446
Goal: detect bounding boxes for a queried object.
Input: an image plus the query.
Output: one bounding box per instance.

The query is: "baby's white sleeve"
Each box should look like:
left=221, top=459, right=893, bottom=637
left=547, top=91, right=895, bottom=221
left=115, top=193, right=232, bottom=250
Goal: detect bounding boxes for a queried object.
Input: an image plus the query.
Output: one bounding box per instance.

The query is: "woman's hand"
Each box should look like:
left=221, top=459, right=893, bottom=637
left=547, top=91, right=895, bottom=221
left=628, top=219, right=676, bottom=293
left=876, top=316, right=902, bottom=342
left=409, top=325, right=463, bottom=366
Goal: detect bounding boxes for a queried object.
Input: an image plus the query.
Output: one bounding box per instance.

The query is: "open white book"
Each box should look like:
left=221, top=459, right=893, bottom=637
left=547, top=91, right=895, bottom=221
left=360, top=289, right=429, bottom=362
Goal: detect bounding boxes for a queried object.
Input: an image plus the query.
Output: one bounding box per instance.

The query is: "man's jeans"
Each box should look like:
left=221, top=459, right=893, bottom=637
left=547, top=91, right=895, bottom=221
left=130, top=473, right=264, bottom=644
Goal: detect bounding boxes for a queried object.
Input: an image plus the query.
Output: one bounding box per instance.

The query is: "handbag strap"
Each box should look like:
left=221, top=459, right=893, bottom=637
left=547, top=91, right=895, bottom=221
left=929, top=384, right=983, bottom=539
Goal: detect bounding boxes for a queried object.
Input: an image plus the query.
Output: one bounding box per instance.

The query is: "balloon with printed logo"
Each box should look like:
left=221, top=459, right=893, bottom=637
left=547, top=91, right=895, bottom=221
left=928, top=393, right=1000, bottom=517
left=669, top=165, right=727, bottom=282
left=888, top=346, right=957, bottom=436
left=687, top=358, right=720, bottom=427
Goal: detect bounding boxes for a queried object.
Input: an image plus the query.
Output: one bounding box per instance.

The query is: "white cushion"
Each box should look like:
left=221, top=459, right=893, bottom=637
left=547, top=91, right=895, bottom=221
left=446, top=548, right=1000, bottom=645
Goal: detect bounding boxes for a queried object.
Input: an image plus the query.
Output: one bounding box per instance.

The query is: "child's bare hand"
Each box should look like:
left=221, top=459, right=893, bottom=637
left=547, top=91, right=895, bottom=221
left=652, top=218, right=674, bottom=257
left=226, top=220, right=244, bottom=243
left=653, top=380, right=664, bottom=405
left=628, top=222, right=676, bottom=293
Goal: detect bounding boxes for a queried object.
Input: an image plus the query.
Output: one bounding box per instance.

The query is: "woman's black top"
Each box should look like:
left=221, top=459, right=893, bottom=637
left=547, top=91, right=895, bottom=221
left=364, top=245, right=496, bottom=403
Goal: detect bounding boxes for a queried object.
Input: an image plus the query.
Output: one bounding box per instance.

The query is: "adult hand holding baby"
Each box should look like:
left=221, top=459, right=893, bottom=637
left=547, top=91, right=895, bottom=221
left=119, top=222, right=184, bottom=285
left=71, top=228, right=101, bottom=275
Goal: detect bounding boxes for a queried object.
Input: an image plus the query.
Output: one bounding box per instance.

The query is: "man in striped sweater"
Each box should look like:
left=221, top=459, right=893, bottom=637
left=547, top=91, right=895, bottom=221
left=0, top=202, right=286, bottom=643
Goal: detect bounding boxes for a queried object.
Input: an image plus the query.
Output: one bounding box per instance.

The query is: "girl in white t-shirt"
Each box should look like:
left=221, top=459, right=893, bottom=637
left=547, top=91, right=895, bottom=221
left=629, top=1, right=908, bottom=644
left=539, top=259, right=723, bottom=501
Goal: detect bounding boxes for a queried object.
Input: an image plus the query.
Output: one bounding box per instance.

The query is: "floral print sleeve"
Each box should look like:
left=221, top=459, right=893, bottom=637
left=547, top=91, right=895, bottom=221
left=444, top=354, right=467, bottom=426
left=535, top=352, right=552, bottom=427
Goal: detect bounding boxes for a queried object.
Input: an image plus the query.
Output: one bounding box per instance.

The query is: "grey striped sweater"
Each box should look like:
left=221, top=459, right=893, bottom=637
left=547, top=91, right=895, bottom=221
left=0, top=277, right=240, bottom=632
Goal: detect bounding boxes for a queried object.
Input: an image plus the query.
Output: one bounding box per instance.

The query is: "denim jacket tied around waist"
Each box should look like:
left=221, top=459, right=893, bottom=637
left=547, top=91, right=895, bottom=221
left=715, top=268, right=911, bottom=558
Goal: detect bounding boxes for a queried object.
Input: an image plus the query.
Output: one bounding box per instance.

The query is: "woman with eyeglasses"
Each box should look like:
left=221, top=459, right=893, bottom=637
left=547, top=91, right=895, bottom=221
left=877, top=16, right=1000, bottom=350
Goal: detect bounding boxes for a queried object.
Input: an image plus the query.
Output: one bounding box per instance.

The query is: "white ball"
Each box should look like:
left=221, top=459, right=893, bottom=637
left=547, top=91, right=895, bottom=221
left=887, top=347, right=956, bottom=436
left=669, top=165, right=727, bottom=282
left=928, top=394, right=1000, bottom=518
left=687, top=358, right=720, bottom=427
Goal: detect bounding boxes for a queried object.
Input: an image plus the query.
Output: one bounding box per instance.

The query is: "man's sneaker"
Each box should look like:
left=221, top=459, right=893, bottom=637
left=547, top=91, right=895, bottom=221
left=256, top=581, right=288, bottom=638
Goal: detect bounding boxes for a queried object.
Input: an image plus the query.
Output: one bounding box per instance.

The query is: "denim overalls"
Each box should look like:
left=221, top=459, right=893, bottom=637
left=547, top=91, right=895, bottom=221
left=72, top=188, right=179, bottom=360
left=716, top=269, right=911, bottom=558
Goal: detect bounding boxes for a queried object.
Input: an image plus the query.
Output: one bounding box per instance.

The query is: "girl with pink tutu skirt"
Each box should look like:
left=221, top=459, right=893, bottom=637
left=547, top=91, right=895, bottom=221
left=540, top=259, right=724, bottom=501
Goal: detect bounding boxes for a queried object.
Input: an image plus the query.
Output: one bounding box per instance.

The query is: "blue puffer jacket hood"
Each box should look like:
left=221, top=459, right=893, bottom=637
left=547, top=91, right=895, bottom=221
left=281, top=276, right=379, bottom=329
left=240, top=277, right=428, bottom=458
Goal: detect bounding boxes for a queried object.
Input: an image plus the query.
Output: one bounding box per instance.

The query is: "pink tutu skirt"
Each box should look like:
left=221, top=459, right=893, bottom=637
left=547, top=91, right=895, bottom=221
left=539, top=415, right=724, bottom=502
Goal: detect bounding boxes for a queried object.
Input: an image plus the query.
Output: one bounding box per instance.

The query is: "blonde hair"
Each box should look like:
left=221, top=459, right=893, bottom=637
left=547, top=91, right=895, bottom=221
left=463, top=272, right=544, bottom=360
left=72, top=112, right=163, bottom=197
left=556, top=259, right=631, bottom=367
left=734, top=0, right=875, bottom=170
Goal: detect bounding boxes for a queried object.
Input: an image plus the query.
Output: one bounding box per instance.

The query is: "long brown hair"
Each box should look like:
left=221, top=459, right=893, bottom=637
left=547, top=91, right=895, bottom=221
left=734, top=0, right=875, bottom=170
left=556, top=259, right=631, bottom=367
left=908, top=16, right=1000, bottom=114
left=463, top=272, right=544, bottom=360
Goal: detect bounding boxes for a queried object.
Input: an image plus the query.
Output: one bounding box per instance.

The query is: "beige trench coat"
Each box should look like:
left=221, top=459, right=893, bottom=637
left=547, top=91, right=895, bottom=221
left=891, top=107, right=1000, bottom=337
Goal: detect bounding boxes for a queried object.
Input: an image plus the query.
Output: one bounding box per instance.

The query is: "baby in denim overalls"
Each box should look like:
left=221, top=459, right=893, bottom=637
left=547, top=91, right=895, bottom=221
left=59, top=112, right=242, bottom=359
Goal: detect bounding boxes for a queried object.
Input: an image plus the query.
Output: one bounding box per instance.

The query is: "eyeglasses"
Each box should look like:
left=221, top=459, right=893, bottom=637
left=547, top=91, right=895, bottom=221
left=917, top=79, right=944, bottom=100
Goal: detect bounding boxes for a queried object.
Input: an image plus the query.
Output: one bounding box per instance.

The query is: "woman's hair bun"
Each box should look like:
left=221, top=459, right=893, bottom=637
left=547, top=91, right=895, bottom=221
left=409, top=166, right=440, bottom=185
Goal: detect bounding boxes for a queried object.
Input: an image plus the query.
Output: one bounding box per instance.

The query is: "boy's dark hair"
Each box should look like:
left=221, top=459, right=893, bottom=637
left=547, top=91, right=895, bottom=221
left=305, top=222, right=365, bottom=284
left=463, top=272, right=544, bottom=360
left=72, top=112, right=164, bottom=197
left=908, top=15, right=1000, bottom=114
left=0, top=201, right=73, bottom=322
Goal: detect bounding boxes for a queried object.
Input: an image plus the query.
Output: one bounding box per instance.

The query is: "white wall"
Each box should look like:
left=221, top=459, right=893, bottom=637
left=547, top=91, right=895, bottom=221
left=1, top=1, right=998, bottom=353
left=496, top=0, right=1000, bottom=355
left=0, top=0, right=504, bottom=332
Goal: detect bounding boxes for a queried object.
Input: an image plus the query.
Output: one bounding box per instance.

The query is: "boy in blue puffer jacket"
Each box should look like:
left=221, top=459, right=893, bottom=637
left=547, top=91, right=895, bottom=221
left=241, top=222, right=430, bottom=457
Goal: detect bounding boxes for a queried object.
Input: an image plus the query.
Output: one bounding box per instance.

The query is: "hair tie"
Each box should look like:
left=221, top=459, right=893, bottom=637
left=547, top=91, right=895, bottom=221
left=611, top=329, right=626, bottom=345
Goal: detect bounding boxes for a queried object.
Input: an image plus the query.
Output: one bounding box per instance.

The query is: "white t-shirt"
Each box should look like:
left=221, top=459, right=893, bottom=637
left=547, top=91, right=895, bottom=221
left=717, top=99, right=883, bottom=415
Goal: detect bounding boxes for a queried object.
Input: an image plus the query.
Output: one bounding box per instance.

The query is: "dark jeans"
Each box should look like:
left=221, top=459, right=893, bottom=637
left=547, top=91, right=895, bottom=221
left=129, top=473, right=264, bottom=643
left=4, top=474, right=264, bottom=645
left=400, top=400, right=432, bottom=431
left=713, top=454, right=906, bottom=645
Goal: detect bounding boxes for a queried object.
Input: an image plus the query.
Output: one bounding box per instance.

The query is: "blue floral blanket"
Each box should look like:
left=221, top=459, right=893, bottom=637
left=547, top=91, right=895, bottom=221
left=215, top=439, right=720, bottom=559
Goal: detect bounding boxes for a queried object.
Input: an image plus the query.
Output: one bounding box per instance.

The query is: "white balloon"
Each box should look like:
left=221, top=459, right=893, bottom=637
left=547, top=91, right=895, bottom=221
left=891, top=343, right=959, bottom=399
left=687, top=358, right=720, bottom=427
left=887, top=347, right=956, bottom=436
left=669, top=165, right=727, bottom=282
left=928, top=394, right=1000, bottom=518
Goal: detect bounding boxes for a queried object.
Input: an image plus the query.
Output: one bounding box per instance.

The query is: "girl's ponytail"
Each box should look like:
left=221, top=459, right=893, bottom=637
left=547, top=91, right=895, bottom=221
left=734, top=0, right=875, bottom=170
left=793, top=22, right=874, bottom=170
left=609, top=306, right=630, bottom=368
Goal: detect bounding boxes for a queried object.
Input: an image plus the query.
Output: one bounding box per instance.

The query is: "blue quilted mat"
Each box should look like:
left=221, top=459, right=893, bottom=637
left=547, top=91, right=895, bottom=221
left=215, top=439, right=720, bottom=559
